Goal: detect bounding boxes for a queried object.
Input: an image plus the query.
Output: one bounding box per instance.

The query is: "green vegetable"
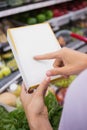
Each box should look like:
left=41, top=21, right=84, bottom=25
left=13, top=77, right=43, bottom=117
left=0, top=92, right=62, bottom=130
left=45, top=10, right=53, bottom=20
left=45, top=92, right=63, bottom=130
left=53, top=75, right=76, bottom=88
left=7, top=0, right=23, bottom=6
left=0, top=107, right=29, bottom=130
left=36, top=14, right=46, bottom=23
left=27, top=17, right=37, bottom=25
left=0, top=106, right=8, bottom=117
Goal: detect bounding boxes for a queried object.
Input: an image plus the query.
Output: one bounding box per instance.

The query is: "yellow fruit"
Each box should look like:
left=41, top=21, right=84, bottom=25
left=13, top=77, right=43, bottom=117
left=1, top=66, right=11, bottom=76
left=9, top=83, right=22, bottom=97
left=0, top=70, right=3, bottom=79
left=13, top=85, right=22, bottom=97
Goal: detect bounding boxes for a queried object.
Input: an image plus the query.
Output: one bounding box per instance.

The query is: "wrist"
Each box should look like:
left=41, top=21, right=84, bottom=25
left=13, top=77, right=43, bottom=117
left=84, top=54, right=87, bottom=65
left=83, top=55, right=87, bottom=68
left=28, top=116, right=53, bottom=130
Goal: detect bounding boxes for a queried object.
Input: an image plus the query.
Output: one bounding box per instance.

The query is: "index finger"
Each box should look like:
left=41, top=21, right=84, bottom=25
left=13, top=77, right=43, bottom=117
left=34, top=51, right=58, bottom=60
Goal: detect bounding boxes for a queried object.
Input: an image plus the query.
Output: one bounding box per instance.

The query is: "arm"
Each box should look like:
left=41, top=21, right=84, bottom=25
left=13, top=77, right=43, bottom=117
left=28, top=117, right=53, bottom=130
left=21, top=77, right=53, bottom=130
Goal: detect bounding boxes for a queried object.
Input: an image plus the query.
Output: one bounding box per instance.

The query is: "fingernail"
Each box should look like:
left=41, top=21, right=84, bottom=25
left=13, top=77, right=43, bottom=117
left=46, top=71, right=51, bottom=76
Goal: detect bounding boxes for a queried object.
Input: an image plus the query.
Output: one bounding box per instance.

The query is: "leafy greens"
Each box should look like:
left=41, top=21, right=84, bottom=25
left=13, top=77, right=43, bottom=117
left=0, top=92, right=62, bottom=130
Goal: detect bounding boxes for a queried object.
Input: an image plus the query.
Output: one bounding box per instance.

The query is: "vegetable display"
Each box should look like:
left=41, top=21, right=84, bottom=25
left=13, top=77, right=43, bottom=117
left=45, top=92, right=63, bottom=130
left=52, top=75, right=76, bottom=88
left=0, top=92, right=62, bottom=130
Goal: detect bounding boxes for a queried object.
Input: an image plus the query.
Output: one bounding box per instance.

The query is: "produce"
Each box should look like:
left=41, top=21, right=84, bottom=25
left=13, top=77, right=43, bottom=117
left=46, top=87, right=55, bottom=96
left=56, top=88, right=68, bottom=105
left=0, top=92, right=62, bottom=130
left=37, top=14, right=46, bottom=23
left=0, top=70, right=3, bottom=79
left=0, top=92, right=17, bottom=106
left=52, top=75, right=76, bottom=88
left=45, top=10, right=53, bottom=20
left=53, top=9, right=60, bottom=17
left=27, top=17, right=37, bottom=25
left=9, top=83, right=22, bottom=97
left=0, top=64, right=11, bottom=79
left=45, top=92, right=63, bottom=130
left=7, top=0, right=23, bottom=7
left=6, top=58, right=18, bottom=71
left=1, top=66, right=11, bottom=76
left=1, top=52, right=13, bottom=60
left=0, top=106, right=29, bottom=130
left=16, top=97, right=22, bottom=107
left=0, top=106, right=8, bottom=117
left=13, top=85, right=22, bottom=97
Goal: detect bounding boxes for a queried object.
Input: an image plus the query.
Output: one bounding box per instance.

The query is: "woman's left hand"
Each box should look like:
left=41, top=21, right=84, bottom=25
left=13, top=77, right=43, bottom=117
left=20, top=76, right=53, bottom=130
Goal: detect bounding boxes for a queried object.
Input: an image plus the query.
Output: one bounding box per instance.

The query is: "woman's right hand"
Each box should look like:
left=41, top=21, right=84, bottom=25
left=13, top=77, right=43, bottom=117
left=34, top=48, right=87, bottom=77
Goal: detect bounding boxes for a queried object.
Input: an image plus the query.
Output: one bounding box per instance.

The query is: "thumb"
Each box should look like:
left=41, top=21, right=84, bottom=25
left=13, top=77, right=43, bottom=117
left=46, top=66, right=72, bottom=76
left=36, top=76, right=51, bottom=97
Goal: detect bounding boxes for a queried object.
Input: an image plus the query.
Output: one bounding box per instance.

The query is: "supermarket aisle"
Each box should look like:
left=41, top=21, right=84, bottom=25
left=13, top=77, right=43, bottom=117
left=0, top=0, right=87, bottom=130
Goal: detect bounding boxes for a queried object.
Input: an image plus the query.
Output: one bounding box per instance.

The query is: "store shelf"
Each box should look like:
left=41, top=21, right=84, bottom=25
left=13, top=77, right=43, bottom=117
left=85, top=7, right=87, bottom=14
left=1, top=7, right=87, bottom=51
left=1, top=12, right=86, bottom=50
left=0, top=0, right=71, bottom=18
left=49, top=7, right=87, bottom=30
left=0, top=70, right=21, bottom=93
left=70, top=7, right=87, bottom=20
left=0, top=1, right=87, bottom=93
left=49, top=13, right=71, bottom=27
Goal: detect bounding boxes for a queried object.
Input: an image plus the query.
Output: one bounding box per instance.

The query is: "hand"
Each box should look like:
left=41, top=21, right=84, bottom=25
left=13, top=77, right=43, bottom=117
left=34, top=47, right=87, bottom=77
left=20, top=76, right=53, bottom=130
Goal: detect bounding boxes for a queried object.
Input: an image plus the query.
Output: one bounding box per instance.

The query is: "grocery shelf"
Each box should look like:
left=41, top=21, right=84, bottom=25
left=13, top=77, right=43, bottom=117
left=85, top=7, right=87, bottom=14
left=49, top=13, right=71, bottom=27
left=0, top=0, right=71, bottom=18
left=49, top=7, right=87, bottom=29
left=0, top=70, right=21, bottom=93
left=3, top=44, right=11, bottom=52
left=0, top=1, right=87, bottom=93
left=70, top=7, right=87, bottom=20
left=1, top=7, right=87, bottom=51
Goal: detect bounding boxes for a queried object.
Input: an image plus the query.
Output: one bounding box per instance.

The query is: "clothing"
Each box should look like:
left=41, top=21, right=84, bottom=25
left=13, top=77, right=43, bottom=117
left=59, top=69, right=87, bottom=130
